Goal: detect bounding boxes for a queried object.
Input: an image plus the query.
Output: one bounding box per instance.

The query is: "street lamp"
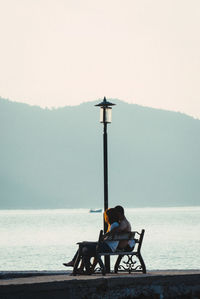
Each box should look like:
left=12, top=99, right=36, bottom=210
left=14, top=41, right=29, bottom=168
left=95, top=97, right=116, bottom=273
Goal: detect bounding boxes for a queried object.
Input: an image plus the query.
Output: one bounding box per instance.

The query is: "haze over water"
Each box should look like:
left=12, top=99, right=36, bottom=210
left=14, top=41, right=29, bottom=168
left=0, top=206, right=199, bottom=271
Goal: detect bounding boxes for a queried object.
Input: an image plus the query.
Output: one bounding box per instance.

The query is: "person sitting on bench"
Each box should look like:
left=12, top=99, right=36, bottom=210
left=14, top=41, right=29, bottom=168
left=81, top=208, right=120, bottom=274
left=63, top=208, right=116, bottom=269
left=114, top=205, right=135, bottom=251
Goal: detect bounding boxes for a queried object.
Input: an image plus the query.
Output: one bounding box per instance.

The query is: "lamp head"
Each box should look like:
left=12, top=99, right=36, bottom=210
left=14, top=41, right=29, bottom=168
left=95, top=97, right=115, bottom=123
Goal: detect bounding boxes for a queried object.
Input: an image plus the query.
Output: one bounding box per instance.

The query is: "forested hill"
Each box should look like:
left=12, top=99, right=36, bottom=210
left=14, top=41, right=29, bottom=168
left=0, top=97, right=200, bottom=209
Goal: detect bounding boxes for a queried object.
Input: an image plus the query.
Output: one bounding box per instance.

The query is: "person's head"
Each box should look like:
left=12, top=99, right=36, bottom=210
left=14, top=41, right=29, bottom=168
left=106, top=208, right=119, bottom=224
left=114, top=205, right=125, bottom=221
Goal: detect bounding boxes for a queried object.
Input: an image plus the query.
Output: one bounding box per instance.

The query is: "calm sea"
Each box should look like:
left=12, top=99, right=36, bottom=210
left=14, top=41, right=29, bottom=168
left=0, top=207, right=199, bottom=271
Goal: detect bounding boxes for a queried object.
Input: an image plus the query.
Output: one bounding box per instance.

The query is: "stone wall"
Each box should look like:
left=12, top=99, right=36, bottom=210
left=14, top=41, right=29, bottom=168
left=1, top=273, right=200, bottom=299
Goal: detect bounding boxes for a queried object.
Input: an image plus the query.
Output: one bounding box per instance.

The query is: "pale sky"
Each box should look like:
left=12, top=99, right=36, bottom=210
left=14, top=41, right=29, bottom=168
left=0, top=0, right=200, bottom=118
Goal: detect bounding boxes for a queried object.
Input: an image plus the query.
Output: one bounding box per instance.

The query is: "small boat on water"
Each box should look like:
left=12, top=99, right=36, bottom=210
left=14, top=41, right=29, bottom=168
left=89, top=208, right=102, bottom=213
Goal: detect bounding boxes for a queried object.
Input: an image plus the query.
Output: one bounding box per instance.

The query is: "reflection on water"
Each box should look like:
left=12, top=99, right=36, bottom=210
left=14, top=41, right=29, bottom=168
left=0, top=207, right=199, bottom=270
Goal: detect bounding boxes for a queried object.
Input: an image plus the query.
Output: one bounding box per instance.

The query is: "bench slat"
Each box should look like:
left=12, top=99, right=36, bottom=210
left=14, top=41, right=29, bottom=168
left=104, top=231, right=135, bottom=241
left=99, top=251, right=136, bottom=256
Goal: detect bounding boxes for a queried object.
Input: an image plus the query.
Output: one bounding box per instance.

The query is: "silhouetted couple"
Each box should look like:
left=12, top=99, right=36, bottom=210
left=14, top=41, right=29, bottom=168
left=63, top=205, right=135, bottom=274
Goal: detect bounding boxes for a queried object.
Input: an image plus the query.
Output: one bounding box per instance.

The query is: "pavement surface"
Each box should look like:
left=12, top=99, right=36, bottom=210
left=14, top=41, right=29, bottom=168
left=1, top=270, right=200, bottom=285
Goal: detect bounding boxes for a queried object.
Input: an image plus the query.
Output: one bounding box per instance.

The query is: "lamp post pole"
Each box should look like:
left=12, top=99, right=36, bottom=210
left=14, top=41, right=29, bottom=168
left=103, top=116, right=108, bottom=232
left=103, top=115, right=110, bottom=272
left=95, top=97, right=115, bottom=273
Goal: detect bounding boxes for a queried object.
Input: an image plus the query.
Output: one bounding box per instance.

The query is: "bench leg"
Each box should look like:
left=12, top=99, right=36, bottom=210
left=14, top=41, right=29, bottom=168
left=138, top=253, right=146, bottom=274
left=97, top=256, right=106, bottom=275
left=114, top=255, right=123, bottom=273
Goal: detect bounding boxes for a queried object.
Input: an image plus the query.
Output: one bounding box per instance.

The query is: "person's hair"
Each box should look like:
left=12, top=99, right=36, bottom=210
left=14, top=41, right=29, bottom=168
left=104, top=208, right=110, bottom=225
left=106, top=208, right=119, bottom=224
left=114, top=205, right=124, bottom=216
left=104, top=209, right=111, bottom=232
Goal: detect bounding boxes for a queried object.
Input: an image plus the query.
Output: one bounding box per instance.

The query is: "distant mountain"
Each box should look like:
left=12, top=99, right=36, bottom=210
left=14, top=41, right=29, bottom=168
left=0, top=97, right=200, bottom=209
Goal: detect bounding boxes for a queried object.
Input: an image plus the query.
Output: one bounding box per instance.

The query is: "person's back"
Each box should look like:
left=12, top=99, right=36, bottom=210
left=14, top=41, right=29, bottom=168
left=115, top=205, right=134, bottom=249
left=118, top=216, right=131, bottom=232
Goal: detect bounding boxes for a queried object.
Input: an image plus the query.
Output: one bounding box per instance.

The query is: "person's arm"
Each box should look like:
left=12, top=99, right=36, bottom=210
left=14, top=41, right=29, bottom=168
left=103, top=222, right=119, bottom=239
left=106, top=220, right=127, bottom=235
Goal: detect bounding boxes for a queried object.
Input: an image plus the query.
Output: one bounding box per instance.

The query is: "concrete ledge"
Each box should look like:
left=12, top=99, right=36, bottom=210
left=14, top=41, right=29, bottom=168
left=0, top=270, right=200, bottom=299
left=0, top=270, right=70, bottom=280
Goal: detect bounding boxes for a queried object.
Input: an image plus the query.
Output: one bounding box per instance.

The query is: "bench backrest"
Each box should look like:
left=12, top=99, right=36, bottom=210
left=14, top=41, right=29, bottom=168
left=98, top=229, right=145, bottom=252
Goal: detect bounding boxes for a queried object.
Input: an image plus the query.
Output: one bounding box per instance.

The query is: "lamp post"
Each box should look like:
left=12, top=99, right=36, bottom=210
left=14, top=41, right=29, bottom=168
left=95, top=97, right=115, bottom=272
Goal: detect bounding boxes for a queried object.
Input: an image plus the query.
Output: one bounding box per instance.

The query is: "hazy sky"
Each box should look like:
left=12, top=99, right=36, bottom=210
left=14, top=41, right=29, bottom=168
left=0, top=0, right=200, bottom=118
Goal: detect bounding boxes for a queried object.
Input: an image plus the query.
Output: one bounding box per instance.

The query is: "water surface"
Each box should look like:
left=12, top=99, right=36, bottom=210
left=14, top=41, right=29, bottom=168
left=0, top=207, right=199, bottom=270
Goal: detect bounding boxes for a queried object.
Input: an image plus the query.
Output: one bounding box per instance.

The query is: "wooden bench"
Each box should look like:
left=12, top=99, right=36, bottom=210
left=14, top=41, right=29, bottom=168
left=72, top=229, right=146, bottom=276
